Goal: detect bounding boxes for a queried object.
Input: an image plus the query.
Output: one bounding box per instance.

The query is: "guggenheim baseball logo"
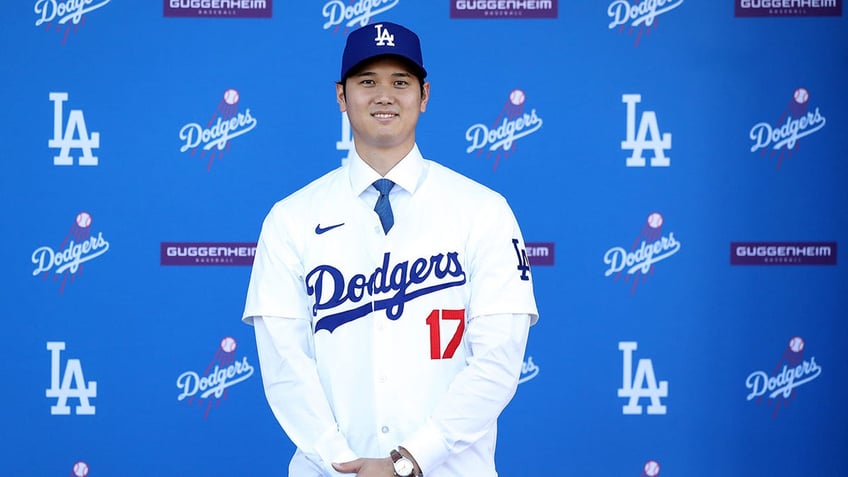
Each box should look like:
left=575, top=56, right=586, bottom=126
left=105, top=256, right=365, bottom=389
left=178, top=88, right=257, bottom=171
left=608, top=0, right=684, bottom=47
left=746, top=336, right=822, bottom=418
left=604, top=212, right=681, bottom=294
left=731, top=242, right=836, bottom=265
left=161, top=242, right=256, bottom=266
left=735, top=0, right=841, bottom=17
left=164, top=0, right=272, bottom=18
left=35, top=0, right=111, bottom=44
left=749, top=87, right=826, bottom=170
left=176, top=336, right=255, bottom=418
left=450, top=0, right=557, bottom=18
left=32, top=212, right=110, bottom=293
left=465, top=89, right=543, bottom=171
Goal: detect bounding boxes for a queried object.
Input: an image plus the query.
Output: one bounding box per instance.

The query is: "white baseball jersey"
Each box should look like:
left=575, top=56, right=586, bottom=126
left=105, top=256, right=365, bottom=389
left=243, top=144, right=538, bottom=476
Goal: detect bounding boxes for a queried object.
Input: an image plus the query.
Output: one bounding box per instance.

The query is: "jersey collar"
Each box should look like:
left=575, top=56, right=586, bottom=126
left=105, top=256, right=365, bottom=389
left=348, top=144, right=426, bottom=197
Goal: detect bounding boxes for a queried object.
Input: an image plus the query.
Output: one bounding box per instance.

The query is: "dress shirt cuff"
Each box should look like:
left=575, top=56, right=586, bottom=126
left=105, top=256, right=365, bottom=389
left=314, top=425, right=358, bottom=467
left=401, top=419, right=450, bottom=475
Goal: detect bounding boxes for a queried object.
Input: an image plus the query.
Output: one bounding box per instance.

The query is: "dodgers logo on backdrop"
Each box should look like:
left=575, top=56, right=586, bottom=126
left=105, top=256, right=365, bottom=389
left=176, top=337, right=255, bottom=419
left=49, top=92, right=100, bottom=166
left=603, top=212, right=681, bottom=294
left=618, top=341, right=668, bottom=415
left=178, top=88, right=258, bottom=171
left=749, top=87, right=826, bottom=170
left=450, top=0, right=558, bottom=18
left=607, top=0, right=684, bottom=46
left=465, top=89, right=543, bottom=171
left=34, top=0, right=111, bottom=44
left=46, top=342, right=97, bottom=416
left=163, top=0, right=272, bottom=18
left=734, top=0, right=842, bottom=17
left=322, top=0, right=400, bottom=30
left=32, top=212, right=110, bottom=294
left=519, top=355, right=540, bottom=384
left=622, top=94, right=671, bottom=167
left=746, top=336, right=822, bottom=419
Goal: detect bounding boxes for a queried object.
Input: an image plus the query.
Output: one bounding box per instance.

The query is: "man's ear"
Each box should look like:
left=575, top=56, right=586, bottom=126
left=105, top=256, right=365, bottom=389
left=420, top=82, right=430, bottom=113
left=336, top=82, right=347, bottom=112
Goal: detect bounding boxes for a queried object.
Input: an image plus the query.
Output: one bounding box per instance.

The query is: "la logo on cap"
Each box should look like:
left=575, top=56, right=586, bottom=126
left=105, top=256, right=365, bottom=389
left=374, top=24, right=395, bottom=46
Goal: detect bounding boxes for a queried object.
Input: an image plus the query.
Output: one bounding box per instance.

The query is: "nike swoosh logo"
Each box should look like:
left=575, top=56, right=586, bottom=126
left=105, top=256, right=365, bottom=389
left=315, top=223, right=345, bottom=234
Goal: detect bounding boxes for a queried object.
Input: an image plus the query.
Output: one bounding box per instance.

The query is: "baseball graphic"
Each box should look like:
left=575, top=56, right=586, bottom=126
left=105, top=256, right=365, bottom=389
left=789, top=336, right=804, bottom=353
left=221, top=336, right=237, bottom=353
left=223, top=88, right=240, bottom=105
left=647, top=212, right=663, bottom=229
left=644, top=460, right=660, bottom=477
left=75, top=212, right=92, bottom=228
left=73, top=461, right=89, bottom=477
left=509, top=89, right=525, bottom=106
left=793, top=87, right=809, bottom=104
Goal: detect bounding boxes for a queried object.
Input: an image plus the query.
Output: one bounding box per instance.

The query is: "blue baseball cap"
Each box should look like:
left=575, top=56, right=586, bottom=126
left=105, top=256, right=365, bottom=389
left=340, top=22, right=427, bottom=81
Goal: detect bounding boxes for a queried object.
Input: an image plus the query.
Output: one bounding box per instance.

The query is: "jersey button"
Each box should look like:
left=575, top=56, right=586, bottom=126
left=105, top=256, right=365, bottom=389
left=381, top=426, right=390, bottom=434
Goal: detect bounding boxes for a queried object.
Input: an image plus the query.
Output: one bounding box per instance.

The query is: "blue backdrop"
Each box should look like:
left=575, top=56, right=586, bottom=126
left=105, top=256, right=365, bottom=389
left=2, top=1, right=847, bottom=476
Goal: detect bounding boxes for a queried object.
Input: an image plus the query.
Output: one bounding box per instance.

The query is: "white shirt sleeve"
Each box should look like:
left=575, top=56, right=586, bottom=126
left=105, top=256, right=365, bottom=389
left=253, top=316, right=358, bottom=471
left=400, top=312, right=532, bottom=473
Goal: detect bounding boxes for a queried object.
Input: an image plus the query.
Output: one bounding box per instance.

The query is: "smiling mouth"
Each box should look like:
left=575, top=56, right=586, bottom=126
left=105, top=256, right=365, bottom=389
left=372, top=112, right=397, bottom=119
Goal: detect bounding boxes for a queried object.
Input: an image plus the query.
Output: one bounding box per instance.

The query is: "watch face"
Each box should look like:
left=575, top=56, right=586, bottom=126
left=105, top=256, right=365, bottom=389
left=395, top=457, right=415, bottom=476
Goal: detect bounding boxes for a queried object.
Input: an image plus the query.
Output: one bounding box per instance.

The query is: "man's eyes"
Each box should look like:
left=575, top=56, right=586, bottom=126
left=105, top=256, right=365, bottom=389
left=357, top=79, right=409, bottom=87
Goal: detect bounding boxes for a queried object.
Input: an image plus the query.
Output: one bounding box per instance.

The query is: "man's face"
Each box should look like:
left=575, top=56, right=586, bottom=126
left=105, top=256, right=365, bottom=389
left=337, top=57, right=429, bottom=155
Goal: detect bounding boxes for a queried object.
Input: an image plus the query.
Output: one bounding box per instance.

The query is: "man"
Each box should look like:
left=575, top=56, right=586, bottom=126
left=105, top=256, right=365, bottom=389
left=243, top=21, right=538, bottom=477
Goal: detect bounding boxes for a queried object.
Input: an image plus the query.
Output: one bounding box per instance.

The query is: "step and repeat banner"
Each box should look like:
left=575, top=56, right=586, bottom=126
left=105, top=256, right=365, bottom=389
left=2, top=1, right=846, bottom=476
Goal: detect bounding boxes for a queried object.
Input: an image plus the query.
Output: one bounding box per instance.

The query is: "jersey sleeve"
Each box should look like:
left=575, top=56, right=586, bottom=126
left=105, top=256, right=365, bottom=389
left=242, top=205, right=312, bottom=325
left=465, top=196, right=539, bottom=324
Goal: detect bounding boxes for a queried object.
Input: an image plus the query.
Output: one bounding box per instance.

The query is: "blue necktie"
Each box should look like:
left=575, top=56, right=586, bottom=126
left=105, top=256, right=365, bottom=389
left=373, top=178, right=395, bottom=234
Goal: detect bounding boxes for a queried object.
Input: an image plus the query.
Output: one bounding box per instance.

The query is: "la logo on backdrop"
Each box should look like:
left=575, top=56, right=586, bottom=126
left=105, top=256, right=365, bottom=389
left=176, top=337, right=255, bottom=418
left=465, top=89, right=543, bottom=171
left=748, top=87, right=827, bottom=170
left=618, top=341, right=668, bottom=415
left=49, top=92, right=100, bottom=167
left=34, top=0, right=111, bottom=45
left=32, top=212, right=110, bottom=294
left=745, top=336, right=822, bottom=419
left=622, top=94, right=671, bottom=168
left=46, top=341, right=97, bottom=416
left=178, top=88, right=258, bottom=171
left=604, top=212, right=681, bottom=294
left=607, top=0, right=684, bottom=47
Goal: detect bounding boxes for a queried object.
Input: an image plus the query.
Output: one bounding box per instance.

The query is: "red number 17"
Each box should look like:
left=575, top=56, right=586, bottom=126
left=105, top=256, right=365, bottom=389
left=426, top=309, right=465, bottom=360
